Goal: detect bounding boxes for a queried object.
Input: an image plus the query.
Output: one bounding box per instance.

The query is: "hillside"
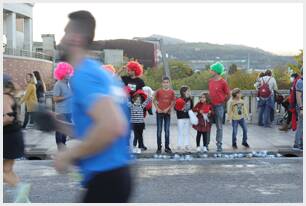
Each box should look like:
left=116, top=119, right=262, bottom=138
left=163, top=42, right=294, bottom=70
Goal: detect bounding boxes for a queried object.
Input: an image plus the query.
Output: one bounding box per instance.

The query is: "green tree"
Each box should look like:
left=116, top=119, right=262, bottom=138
left=168, top=60, right=194, bottom=80
left=227, top=70, right=258, bottom=90
left=288, top=50, right=303, bottom=74
left=273, top=66, right=290, bottom=90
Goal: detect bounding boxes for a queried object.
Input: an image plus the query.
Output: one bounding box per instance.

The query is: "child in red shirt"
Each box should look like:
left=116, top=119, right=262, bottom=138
left=192, top=93, right=213, bottom=152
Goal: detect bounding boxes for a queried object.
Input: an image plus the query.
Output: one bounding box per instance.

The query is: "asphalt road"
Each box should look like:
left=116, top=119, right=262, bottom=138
left=3, top=158, right=303, bottom=203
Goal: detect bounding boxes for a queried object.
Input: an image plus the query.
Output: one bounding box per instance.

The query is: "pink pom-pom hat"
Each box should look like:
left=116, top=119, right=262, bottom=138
left=54, top=62, right=74, bottom=80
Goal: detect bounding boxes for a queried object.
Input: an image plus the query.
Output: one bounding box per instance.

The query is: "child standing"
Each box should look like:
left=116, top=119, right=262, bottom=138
left=192, top=93, right=213, bottom=152
left=128, top=90, right=152, bottom=153
left=228, top=88, right=250, bottom=149
left=153, top=77, right=176, bottom=154
left=175, top=86, right=193, bottom=152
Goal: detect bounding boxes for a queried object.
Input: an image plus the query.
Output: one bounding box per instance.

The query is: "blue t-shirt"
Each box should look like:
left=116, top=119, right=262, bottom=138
left=296, top=78, right=303, bottom=106
left=70, top=58, right=132, bottom=186
left=53, top=80, right=72, bottom=114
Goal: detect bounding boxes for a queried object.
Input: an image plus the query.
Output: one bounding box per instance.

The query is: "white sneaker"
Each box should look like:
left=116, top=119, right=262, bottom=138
left=136, top=148, right=142, bottom=154
left=202, top=146, right=208, bottom=153
left=132, top=147, right=138, bottom=153
left=14, top=183, right=31, bottom=203
left=196, top=147, right=202, bottom=152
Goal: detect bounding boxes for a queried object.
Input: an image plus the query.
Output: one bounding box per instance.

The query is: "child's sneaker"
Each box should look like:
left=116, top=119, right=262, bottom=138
left=14, top=183, right=31, bottom=203
left=136, top=148, right=142, bottom=154
left=156, top=148, right=162, bottom=154
left=232, top=143, right=238, bottom=150
left=165, top=147, right=173, bottom=154
left=196, top=147, right=202, bottom=152
left=202, top=146, right=208, bottom=153
left=242, top=142, right=250, bottom=148
left=140, top=146, right=147, bottom=151
left=132, top=147, right=138, bottom=153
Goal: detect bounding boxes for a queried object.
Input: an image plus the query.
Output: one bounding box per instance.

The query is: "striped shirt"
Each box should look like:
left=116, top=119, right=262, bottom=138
left=128, top=97, right=152, bottom=123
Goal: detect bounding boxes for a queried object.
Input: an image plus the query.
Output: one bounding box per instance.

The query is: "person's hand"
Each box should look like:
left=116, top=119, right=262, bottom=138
left=54, top=150, right=74, bottom=173
left=3, top=114, right=14, bottom=124
left=199, top=110, right=204, bottom=114
left=163, top=108, right=170, bottom=114
left=157, top=108, right=163, bottom=113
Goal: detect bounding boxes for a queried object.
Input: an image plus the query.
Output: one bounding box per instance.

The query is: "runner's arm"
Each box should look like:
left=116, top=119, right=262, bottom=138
left=55, top=118, right=75, bottom=138
left=68, top=97, right=128, bottom=160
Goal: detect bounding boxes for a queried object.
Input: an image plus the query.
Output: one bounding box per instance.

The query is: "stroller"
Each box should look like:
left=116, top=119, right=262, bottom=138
left=274, top=92, right=289, bottom=126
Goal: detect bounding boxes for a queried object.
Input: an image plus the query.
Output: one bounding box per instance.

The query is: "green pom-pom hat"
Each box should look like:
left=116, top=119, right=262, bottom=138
left=210, top=62, right=225, bottom=75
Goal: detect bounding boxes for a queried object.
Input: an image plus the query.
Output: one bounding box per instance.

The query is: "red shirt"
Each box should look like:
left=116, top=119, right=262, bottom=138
left=155, top=89, right=176, bottom=111
left=192, top=102, right=213, bottom=132
left=193, top=102, right=212, bottom=114
left=208, top=78, right=230, bottom=105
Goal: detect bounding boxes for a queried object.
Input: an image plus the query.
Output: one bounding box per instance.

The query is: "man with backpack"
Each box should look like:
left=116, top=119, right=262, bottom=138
left=255, top=70, right=278, bottom=127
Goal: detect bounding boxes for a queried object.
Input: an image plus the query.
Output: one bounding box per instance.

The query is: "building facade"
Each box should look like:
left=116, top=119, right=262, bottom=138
left=3, top=3, right=33, bottom=51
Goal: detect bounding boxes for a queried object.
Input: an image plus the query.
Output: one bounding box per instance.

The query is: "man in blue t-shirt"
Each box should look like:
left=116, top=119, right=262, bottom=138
left=53, top=10, right=132, bottom=203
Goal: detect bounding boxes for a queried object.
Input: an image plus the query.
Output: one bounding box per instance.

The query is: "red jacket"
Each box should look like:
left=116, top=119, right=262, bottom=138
left=208, top=78, right=230, bottom=105
left=192, top=102, right=213, bottom=132
left=289, top=76, right=301, bottom=131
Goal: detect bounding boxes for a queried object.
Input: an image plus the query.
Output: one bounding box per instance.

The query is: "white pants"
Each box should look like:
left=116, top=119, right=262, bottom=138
left=177, top=119, right=191, bottom=147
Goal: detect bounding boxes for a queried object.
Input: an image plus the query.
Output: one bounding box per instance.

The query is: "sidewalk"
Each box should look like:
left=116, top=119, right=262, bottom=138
left=23, top=122, right=297, bottom=158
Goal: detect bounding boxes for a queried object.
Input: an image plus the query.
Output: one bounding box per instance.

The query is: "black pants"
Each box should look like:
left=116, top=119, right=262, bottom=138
left=55, top=113, right=72, bottom=148
left=22, top=107, right=34, bottom=128
left=132, top=123, right=145, bottom=148
left=196, top=131, right=209, bottom=147
left=83, top=166, right=132, bottom=203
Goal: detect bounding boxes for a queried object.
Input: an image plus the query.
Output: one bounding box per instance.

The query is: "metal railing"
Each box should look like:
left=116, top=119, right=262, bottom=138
left=4, top=47, right=53, bottom=61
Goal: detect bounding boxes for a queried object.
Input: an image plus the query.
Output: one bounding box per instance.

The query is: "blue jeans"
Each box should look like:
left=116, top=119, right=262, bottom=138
left=156, top=112, right=171, bottom=148
left=258, top=96, right=274, bottom=127
left=294, top=109, right=303, bottom=148
left=55, top=113, right=72, bottom=146
left=232, top=118, right=248, bottom=145
left=213, top=104, right=224, bottom=148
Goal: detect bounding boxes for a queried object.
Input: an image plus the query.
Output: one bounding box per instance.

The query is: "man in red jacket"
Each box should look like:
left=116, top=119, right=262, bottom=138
left=208, top=62, right=230, bottom=152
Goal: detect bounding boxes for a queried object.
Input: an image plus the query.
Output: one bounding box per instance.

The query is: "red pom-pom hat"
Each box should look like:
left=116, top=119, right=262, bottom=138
left=175, top=98, right=185, bottom=111
left=126, top=61, right=143, bottom=77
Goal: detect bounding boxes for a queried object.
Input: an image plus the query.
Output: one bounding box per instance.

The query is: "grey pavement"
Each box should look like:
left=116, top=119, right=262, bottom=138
left=3, top=158, right=303, bottom=203
left=23, top=121, right=297, bottom=158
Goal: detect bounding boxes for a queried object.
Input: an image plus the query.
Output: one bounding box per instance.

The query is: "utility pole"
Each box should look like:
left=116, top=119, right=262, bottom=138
left=247, top=53, right=251, bottom=71
left=158, top=38, right=171, bottom=81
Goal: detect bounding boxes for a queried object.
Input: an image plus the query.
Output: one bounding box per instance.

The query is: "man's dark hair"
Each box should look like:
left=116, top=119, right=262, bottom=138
left=265, top=70, right=272, bottom=76
left=68, top=10, right=96, bottom=47
left=162, top=76, right=170, bottom=81
left=291, top=73, right=299, bottom=79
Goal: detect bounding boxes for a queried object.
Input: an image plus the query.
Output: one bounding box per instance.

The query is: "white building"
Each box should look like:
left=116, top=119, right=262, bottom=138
left=3, top=3, right=34, bottom=51
left=103, top=49, right=124, bottom=67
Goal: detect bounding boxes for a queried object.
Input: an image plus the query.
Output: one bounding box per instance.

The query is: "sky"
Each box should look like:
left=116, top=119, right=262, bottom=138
left=33, top=2, right=303, bottom=55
